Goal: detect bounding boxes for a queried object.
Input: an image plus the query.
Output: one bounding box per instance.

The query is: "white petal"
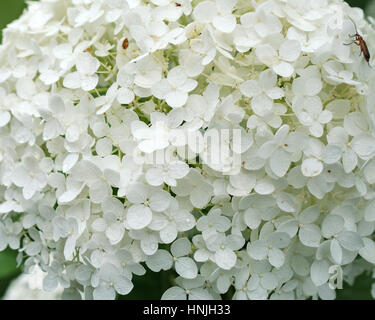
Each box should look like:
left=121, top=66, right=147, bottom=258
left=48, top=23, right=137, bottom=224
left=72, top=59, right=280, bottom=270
left=75, top=265, right=92, bottom=282
left=127, top=205, right=152, bottom=230
left=301, top=158, right=323, bottom=177
left=261, top=273, right=278, bottom=290
left=63, top=72, right=81, bottom=89
left=342, top=149, right=357, bottom=173
left=254, top=178, right=275, bottom=195
left=168, top=161, right=189, bottom=179
left=106, top=223, right=124, bottom=245
left=0, top=111, right=11, bottom=127
left=321, top=215, right=344, bottom=238
left=175, top=211, right=196, bottom=232
left=190, top=189, right=210, bottom=209
left=146, top=249, right=174, bottom=272
left=117, top=87, right=135, bottom=104
left=311, top=260, right=330, bottom=286
left=266, top=87, right=284, bottom=100
left=166, top=90, right=188, bottom=108
left=149, top=190, right=171, bottom=212
left=213, top=14, right=236, bottom=33
left=216, top=275, right=231, bottom=294
left=93, top=285, right=116, bottom=300
left=96, top=138, right=113, bottom=157
left=151, top=79, right=171, bottom=99
left=276, top=192, right=297, bottom=213
left=365, top=200, right=375, bottom=222
left=160, top=224, right=178, bottom=244
left=43, top=273, right=58, bottom=292
left=291, top=255, right=309, bottom=276
left=270, top=148, right=291, bottom=177
left=216, top=0, right=237, bottom=13
left=279, top=40, right=301, bottom=62
left=175, top=257, right=198, bottom=279
left=299, top=224, right=321, bottom=247
left=161, top=286, right=186, bottom=300
left=299, top=206, right=320, bottom=224
left=268, top=232, right=291, bottom=248
left=126, top=183, right=148, bottom=203
left=330, top=239, right=342, bottom=264
left=272, top=61, right=294, bottom=78
left=64, top=236, right=77, bottom=260
left=318, top=110, right=332, bottom=124
left=244, top=208, right=262, bottom=229
left=337, top=231, right=364, bottom=251
left=114, top=276, right=133, bottom=295
left=258, top=141, right=277, bottom=159
left=309, top=122, right=324, bottom=138
left=167, top=66, right=188, bottom=87
left=81, top=75, right=99, bottom=91
left=40, top=70, right=60, bottom=85
left=193, top=1, right=217, bottom=23
left=240, top=80, right=260, bottom=98
left=76, top=52, right=100, bottom=75
left=16, top=77, right=36, bottom=99
left=359, top=238, right=375, bottom=264
left=277, top=220, right=299, bottom=238
left=89, top=180, right=111, bottom=204
left=351, top=134, right=375, bottom=159
left=247, top=240, right=268, bottom=260
left=171, top=238, right=191, bottom=257
left=322, top=145, right=342, bottom=164
left=215, top=248, right=236, bottom=270
left=252, top=94, right=273, bottom=116
left=62, top=153, right=79, bottom=173
left=145, top=168, right=164, bottom=186
left=92, top=218, right=107, bottom=232
left=268, top=247, right=285, bottom=268
left=256, top=44, right=278, bottom=67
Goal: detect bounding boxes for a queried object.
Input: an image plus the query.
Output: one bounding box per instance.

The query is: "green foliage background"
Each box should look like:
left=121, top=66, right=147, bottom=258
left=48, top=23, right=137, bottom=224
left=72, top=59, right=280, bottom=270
left=0, top=0, right=374, bottom=300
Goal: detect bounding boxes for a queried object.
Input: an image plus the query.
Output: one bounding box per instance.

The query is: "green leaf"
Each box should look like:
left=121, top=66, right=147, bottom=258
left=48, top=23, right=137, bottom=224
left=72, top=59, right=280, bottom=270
left=0, top=0, right=27, bottom=43
left=337, top=272, right=374, bottom=300
left=0, top=249, right=19, bottom=279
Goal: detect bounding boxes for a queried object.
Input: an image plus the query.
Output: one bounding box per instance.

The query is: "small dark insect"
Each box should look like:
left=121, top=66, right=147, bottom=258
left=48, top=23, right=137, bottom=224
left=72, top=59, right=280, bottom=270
left=122, top=38, right=129, bottom=50
left=175, top=2, right=182, bottom=6
left=344, top=17, right=371, bottom=66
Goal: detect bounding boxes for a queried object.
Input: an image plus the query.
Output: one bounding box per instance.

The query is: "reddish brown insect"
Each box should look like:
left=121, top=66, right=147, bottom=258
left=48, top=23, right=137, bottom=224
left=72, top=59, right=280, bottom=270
left=344, top=17, right=371, bottom=66
left=122, top=38, right=129, bottom=50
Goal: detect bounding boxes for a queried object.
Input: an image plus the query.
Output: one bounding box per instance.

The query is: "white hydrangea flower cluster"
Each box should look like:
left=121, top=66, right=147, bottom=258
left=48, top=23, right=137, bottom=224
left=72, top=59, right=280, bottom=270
left=1, top=0, right=375, bottom=300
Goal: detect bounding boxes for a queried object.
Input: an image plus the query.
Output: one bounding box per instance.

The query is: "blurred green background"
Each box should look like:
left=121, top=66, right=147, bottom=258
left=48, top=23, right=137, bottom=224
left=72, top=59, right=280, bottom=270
left=0, top=0, right=374, bottom=300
